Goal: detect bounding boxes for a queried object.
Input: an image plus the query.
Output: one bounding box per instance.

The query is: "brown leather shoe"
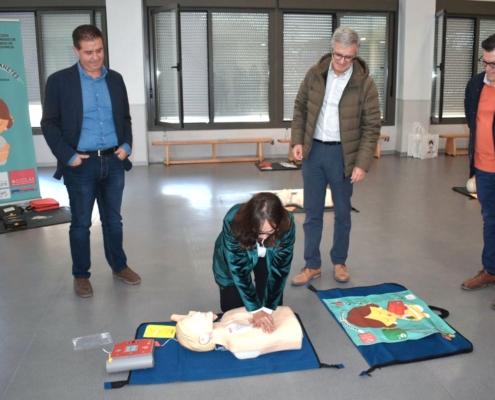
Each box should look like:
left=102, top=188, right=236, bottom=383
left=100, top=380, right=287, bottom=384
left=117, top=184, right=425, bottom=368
left=291, top=267, right=321, bottom=286
left=461, top=270, right=495, bottom=290
left=113, top=266, right=141, bottom=285
left=74, top=278, right=93, bottom=298
left=334, top=264, right=349, bottom=282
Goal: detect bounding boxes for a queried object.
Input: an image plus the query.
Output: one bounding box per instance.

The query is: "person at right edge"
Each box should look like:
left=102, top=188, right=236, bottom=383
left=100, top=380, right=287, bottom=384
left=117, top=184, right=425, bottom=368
left=461, top=33, right=495, bottom=308
left=290, top=26, right=381, bottom=286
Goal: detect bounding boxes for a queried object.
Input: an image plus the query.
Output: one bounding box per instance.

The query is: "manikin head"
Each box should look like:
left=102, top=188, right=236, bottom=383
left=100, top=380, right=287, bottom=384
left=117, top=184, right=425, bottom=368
left=171, top=311, right=218, bottom=352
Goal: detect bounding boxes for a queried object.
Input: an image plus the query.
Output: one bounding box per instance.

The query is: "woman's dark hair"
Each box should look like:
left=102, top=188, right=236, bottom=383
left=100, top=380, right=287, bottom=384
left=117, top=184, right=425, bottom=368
left=232, top=192, right=291, bottom=250
left=72, top=25, right=103, bottom=49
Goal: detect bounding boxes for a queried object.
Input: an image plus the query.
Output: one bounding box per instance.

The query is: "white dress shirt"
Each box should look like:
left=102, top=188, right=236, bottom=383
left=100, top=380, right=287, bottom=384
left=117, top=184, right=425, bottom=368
left=313, top=63, right=353, bottom=142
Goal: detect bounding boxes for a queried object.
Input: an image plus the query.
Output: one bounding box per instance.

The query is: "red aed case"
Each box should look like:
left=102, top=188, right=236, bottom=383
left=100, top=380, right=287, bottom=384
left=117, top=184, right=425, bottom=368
left=106, top=339, right=155, bottom=373
left=111, top=339, right=154, bottom=359
left=28, top=198, right=59, bottom=212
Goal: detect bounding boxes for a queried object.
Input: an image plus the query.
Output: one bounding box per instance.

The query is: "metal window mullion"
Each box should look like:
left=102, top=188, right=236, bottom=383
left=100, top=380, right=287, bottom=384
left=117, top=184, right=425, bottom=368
left=438, top=11, right=447, bottom=122
left=207, top=11, right=215, bottom=126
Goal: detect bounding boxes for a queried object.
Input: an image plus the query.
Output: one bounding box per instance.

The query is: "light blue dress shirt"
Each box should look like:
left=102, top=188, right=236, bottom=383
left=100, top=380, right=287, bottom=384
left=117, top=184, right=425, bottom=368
left=68, top=63, right=130, bottom=165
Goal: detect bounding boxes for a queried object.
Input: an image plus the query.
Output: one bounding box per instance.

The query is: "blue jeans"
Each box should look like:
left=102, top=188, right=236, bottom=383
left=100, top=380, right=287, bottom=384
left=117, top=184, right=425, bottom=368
left=302, top=141, right=353, bottom=269
left=475, top=168, right=495, bottom=274
left=63, top=154, right=127, bottom=279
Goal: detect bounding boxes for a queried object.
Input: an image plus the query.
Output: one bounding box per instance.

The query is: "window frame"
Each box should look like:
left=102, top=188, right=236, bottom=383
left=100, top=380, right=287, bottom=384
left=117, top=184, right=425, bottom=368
left=432, top=0, right=495, bottom=124
left=144, top=0, right=398, bottom=131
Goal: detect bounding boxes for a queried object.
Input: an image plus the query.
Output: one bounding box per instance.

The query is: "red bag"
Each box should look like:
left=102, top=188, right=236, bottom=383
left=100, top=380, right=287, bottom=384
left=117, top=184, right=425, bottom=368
left=28, top=198, right=60, bottom=212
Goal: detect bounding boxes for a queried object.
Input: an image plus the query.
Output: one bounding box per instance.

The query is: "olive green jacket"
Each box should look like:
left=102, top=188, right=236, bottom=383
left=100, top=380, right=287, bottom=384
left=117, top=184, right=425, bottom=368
left=291, top=53, right=381, bottom=177
left=212, top=204, right=295, bottom=312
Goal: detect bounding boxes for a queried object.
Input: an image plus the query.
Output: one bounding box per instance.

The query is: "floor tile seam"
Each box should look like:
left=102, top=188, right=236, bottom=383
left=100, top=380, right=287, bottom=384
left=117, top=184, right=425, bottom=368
left=424, top=363, right=458, bottom=399
left=0, top=278, right=64, bottom=400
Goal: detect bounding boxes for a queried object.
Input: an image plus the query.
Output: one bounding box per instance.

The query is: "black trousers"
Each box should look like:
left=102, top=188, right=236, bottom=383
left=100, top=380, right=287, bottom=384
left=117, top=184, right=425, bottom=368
left=220, top=257, right=283, bottom=312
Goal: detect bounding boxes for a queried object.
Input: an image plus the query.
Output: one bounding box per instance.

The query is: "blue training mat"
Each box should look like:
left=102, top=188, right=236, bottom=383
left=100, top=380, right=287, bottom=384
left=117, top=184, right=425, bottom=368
left=310, top=283, right=473, bottom=376
left=105, top=314, right=341, bottom=389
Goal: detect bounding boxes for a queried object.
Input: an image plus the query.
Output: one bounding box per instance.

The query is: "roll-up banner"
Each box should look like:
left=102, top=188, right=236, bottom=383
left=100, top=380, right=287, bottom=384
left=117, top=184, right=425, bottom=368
left=0, top=19, right=41, bottom=204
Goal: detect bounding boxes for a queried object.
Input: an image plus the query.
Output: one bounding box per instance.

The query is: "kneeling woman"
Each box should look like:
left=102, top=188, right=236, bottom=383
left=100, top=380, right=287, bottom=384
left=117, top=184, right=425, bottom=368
left=212, top=192, right=295, bottom=333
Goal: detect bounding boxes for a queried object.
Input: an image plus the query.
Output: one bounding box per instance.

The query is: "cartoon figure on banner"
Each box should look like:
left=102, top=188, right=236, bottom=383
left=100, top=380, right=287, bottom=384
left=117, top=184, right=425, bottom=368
left=346, top=301, right=430, bottom=329
left=0, top=99, right=14, bottom=166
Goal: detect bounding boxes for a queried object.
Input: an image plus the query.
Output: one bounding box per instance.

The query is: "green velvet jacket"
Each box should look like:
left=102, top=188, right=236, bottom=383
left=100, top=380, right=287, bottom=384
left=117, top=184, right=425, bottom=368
left=212, top=204, right=295, bottom=312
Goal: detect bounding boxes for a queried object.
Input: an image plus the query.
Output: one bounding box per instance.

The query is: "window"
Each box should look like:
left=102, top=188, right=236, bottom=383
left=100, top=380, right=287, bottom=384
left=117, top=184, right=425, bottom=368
left=212, top=13, right=269, bottom=123
left=0, top=8, right=105, bottom=131
left=146, top=1, right=397, bottom=130
left=283, top=14, right=333, bottom=121
left=432, top=8, right=495, bottom=123
left=340, top=14, right=388, bottom=120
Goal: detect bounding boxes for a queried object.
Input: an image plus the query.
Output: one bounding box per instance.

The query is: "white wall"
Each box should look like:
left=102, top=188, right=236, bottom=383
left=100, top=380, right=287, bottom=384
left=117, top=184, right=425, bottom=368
left=34, top=0, right=474, bottom=166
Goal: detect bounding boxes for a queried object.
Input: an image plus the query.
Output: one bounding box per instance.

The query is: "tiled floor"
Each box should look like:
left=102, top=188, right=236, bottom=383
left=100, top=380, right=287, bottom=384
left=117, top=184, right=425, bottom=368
left=0, top=154, right=492, bottom=400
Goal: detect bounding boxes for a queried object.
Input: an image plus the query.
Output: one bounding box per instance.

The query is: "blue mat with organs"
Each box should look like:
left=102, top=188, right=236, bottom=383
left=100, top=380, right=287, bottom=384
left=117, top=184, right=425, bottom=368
left=309, top=283, right=473, bottom=376
left=105, top=314, right=341, bottom=389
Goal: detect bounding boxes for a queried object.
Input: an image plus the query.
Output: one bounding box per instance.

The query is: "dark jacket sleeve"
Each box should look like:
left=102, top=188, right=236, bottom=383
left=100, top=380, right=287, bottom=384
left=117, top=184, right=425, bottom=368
left=291, top=69, right=312, bottom=146
left=40, top=70, right=81, bottom=169
left=107, top=70, right=133, bottom=150
left=262, top=212, right=295, bottom=310
left=354, top=76, right=381, bottom=172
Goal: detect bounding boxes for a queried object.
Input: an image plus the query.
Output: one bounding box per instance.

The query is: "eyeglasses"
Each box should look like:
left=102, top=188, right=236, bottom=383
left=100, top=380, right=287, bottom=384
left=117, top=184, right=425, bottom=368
left=258, top=228, right=276, bottom=236
left=479, top=56, right=495, bottom=70
left=332, top=51, right=355, bottom=62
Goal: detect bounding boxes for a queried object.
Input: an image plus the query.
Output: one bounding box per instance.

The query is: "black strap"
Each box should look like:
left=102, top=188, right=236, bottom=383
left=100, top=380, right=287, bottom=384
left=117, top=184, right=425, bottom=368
left=307, top=284, right=317, bottom=293
left=320, top=363, right=345, bottom=369
left=104, top=380, right=128, bottom=390
left=428, top=305, right=449, bottom=319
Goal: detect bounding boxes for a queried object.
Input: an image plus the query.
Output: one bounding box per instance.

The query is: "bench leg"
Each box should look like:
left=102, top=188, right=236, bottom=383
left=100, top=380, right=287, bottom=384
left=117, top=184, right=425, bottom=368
left=374, top=141, right=381, bottom=158
left=212, top=144, right=217, bottom=160
left=257, top=142, right=263, bottom=162
left=444, top=138, right=456, bottom=156
left=165, top=146, right=170, bottom=166
left=288, top=144, right=294, bottom=161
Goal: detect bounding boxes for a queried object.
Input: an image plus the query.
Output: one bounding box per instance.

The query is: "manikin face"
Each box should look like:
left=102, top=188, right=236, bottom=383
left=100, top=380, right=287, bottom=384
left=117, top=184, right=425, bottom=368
left=481, top=49, right=495, bottom=84
left=183, top=311, right=214, bottom=344
left=331, top=42, right=358, bottom=76
left=73, top=37, right=105, bottom=78
left=365, top=306, right=397, bottom=327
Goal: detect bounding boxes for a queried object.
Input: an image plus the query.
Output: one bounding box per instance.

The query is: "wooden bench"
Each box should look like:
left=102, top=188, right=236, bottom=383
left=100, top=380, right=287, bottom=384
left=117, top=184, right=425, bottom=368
left=152, top=138, right=274, bottom=165
left=374, top=135, right=390, bottom=158
left=439, top=134, right=469, bottom=156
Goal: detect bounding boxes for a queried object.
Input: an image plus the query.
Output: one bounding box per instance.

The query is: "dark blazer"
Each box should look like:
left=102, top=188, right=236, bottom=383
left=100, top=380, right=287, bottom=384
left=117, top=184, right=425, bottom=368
left=212, top=204, right=295, bottom=312
left=41, top=63, right=133, bottom=179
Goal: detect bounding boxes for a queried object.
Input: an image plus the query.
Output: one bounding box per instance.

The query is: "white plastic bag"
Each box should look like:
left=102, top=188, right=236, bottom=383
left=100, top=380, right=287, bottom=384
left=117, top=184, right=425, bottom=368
left=408, top=122, right=439, bottom=159
left=407, top=122, right=424, bottom=158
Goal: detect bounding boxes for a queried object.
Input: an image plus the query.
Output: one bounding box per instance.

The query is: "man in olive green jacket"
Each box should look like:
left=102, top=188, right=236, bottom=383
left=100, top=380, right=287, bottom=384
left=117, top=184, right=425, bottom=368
left=290, top=27, right=381, bottom=286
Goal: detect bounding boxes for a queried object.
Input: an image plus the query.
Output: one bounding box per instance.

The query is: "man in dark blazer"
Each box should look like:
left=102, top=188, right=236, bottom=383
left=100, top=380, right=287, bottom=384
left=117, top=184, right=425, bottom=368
left=41, top=25, right=140, bottom=298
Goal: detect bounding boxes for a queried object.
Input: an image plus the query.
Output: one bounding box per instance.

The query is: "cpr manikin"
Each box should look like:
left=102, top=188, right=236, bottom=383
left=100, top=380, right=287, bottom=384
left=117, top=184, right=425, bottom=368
left=171, top=306, right=303, bottom=360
